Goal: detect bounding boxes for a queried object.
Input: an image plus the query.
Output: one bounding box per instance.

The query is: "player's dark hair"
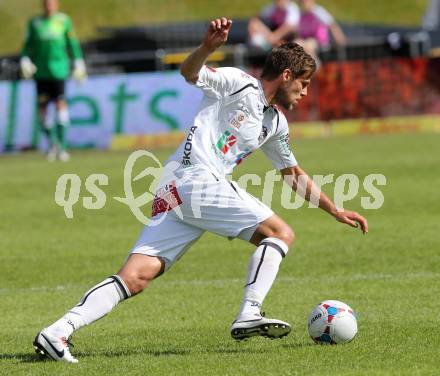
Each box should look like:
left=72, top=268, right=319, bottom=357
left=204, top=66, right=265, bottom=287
left=261, top=42, right=316, bottom=80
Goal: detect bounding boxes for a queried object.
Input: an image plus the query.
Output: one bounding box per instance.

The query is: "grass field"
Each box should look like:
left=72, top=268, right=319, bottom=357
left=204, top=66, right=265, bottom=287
left=1, top=132, right=439, bottom=375
left=0, top=0, right=428, bottom=55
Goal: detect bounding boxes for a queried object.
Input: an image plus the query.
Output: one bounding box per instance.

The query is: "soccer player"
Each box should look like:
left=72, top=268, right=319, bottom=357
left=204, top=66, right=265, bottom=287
left=20, top=0, right=86, bottom=161
left=33, top=18, right=368, bottom=363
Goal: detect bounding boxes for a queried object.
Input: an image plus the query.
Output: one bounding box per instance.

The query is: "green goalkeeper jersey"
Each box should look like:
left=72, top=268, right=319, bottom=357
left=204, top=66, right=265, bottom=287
left=21, top=12, right=83, bottom=80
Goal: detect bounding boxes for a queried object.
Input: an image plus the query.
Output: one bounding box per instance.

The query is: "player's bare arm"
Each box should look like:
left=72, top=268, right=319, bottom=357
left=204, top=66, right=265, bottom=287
left=280, top=166, right=368, bottom=234
left=180, top=17, right=232, bottom=83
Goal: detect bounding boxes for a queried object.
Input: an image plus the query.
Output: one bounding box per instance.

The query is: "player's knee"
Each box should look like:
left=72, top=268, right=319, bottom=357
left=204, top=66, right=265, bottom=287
left=119, top=269, right=157, bottom=295
left=118, top=257, right=164, bottom=295
left=118, top=254, right=165, bottom=295
left=274, top=226, right=295, bottom=248
left=118, top=272, right=147, bottom=295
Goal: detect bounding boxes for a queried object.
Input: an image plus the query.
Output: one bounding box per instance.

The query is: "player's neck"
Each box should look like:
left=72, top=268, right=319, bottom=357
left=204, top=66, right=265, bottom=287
left=260, top=79, right=278, bottom=105
left=44, top=10, right=56, bottom=17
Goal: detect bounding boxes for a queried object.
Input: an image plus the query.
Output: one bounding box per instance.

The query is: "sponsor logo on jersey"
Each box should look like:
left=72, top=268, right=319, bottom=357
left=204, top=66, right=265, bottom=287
left=211, top=143, right=229, bottom=165
left=214, top=130, right=253, bottom=166
left=182, top=126, right=198, bottom=166
left=151, top=181, right=182, bottom=217
left=216, top=130, right=236, bottom=154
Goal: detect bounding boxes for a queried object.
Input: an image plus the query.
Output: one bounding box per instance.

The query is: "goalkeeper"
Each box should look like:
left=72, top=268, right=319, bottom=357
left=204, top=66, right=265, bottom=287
left=20, top=0, right=86, bottom=161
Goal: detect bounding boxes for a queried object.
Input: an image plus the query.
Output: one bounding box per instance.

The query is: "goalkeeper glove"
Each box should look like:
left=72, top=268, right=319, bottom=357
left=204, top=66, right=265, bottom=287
left=20, top=56, right=37, bottom=79
left=72, top=59, right=87, bottom=82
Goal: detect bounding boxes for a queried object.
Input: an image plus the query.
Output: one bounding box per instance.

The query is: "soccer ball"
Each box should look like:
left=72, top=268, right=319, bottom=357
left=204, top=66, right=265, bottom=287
left=307, top=300, right=357, bottom=344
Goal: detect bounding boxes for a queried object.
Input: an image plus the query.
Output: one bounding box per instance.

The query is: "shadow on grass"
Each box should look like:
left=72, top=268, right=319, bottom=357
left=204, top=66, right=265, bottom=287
left=0, top=352, right=48, bottom=363
left=75, top=348, right=190, bottom=358
left=0, top=349, right=190, bottom=363
left=1, top=341, right=312, bottom=363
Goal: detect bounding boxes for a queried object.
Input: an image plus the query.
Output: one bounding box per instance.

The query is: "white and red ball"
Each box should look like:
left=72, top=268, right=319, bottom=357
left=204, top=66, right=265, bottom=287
left=307, top=300, right=357, bottom=344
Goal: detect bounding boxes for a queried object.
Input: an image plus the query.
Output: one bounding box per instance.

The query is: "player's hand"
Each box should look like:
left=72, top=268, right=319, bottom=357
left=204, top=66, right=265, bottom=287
left=334, top=210, right=368, bottom=234
left=72, top=59, right=87, bottom=82
left=202, top=17, right=232, bottom=52
left=19, top=56, right=37, bottom=79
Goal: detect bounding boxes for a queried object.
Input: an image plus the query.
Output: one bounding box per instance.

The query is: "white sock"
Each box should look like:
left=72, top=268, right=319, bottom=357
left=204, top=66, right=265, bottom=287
left=46, top=275, right=131, bottom=338
left=56, top=107, right=70, bottom=126
left=237, top=238, right=289, bottom=319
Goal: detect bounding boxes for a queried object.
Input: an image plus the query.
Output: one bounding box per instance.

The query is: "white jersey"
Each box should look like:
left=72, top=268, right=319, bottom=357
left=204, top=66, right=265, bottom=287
left=168, top=66, right=298, bottom=176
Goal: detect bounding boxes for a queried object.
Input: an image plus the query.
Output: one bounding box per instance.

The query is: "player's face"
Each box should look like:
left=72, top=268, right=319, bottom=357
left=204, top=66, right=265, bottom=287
left=299, top=0, right=315, bottom=11
left=275, top=0, right=289, bottom=8
left=43, top=0, right=58, bottom=15
left=274, top=73, right=311, bottom=111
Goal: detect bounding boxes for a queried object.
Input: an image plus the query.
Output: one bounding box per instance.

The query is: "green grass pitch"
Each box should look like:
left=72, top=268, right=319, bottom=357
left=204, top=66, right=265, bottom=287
left=0, top=132, right=439, bottom=375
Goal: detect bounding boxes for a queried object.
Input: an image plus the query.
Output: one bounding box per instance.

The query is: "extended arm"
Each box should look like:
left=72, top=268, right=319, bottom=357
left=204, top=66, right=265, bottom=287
left=280, top=165, right=368, bottom=233
left=329, top=22, right=346, bottom=46
left=65, top=18, right=82, bottom=60
left=65, top=17, right=87, bottom=81
left=180, top=17, right=232, bottom=83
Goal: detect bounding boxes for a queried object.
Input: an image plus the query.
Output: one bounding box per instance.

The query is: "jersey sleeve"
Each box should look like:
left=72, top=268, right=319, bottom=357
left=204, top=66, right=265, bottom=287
left=194, top=66, right=246, bottom=99
left=260, top=111, right=298, bottom=170
left=65, top=15, right=82, bottom=59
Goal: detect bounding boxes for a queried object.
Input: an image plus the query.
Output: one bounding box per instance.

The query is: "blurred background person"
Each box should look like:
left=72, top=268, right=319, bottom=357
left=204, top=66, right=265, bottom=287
left=20, top=0, right=87, bottom=161
left=248, top=0, right=300, bottom=50
left=296, top=0, right=346, bottom=64
left=423, top=0, right=440, bottom=30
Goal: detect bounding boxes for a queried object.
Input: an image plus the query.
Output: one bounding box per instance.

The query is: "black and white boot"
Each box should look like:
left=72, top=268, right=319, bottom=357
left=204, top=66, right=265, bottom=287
left=33, top=329, right=78, bottom=363
left=231, top=312, right=291, bottom=341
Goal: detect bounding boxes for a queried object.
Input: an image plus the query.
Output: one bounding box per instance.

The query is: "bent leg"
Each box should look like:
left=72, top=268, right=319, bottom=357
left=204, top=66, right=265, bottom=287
left=44, top=213, right=202, bottom=340
left=236, top=214, right=295, bottom=320
left=44, top=255, right=164, bottom=340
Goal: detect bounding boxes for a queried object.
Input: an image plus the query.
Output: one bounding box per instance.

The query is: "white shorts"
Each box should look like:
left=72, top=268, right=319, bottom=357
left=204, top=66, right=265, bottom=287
left=131, top=166, right=273, bottom=269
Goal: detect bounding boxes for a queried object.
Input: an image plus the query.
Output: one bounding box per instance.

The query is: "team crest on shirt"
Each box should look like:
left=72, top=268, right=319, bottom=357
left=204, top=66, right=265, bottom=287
left=229, top=106, right=249, bottom=130
left=229, top=110, right=246, bottom=129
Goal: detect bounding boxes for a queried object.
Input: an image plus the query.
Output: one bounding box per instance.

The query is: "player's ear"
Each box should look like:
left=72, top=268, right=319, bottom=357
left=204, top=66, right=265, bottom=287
left=281, top=69, right=292, bottom=82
